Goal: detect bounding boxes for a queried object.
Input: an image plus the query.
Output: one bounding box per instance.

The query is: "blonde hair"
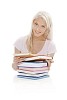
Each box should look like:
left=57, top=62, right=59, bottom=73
left=26, top=11, right=53, bottom=53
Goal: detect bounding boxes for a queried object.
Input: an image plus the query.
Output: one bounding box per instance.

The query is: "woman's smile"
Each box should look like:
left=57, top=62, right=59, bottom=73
left=35, top=30, right=41, bottom=34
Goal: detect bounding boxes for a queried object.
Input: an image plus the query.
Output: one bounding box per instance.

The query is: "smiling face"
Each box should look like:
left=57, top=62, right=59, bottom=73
left=32, top=17, right=48, bottom=37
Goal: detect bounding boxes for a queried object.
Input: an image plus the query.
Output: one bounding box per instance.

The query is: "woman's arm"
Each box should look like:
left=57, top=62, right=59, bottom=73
left=12, top=47, right=21, bottom=70
left=12, top=48, right=24, bottom=71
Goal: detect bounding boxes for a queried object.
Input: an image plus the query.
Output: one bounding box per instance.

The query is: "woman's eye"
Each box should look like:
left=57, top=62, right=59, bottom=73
left=35, top=23, right=38, bottom=25
left=41, top=25, right=45, bottom=28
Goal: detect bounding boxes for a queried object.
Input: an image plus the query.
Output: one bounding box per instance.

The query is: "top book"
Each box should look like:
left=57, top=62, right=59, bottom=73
left=14, top=53, right=52, bottom=61
left=14, top=53, right=36, bottom=57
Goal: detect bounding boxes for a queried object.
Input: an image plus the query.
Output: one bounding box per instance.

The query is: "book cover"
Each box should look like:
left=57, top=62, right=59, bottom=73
left=24, top=55, right=52, bottom=61
left=14, top=53, right=52, bottom=60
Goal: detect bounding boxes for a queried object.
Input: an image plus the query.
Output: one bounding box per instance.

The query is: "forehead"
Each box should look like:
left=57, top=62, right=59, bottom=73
left=33, top=17, right=46, bottom=25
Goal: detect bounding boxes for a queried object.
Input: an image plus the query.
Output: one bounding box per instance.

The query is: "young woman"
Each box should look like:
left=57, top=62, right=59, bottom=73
left=12, top=11, right=56, bottom=71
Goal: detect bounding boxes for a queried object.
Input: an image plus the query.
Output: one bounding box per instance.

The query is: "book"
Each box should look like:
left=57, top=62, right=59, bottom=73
left=14, top=53, right=52, bottom=61
left=14, top=53, right=36, bottom=58
left=15, top=53, right=51, bottom=79
left=17, top=71, right=48, bottom=77
left=18, top=70, right=48, bottom=75
left=17, top=68, right=49, bottom=80
left=24, top=55, right=52, bottom=61
left=18, top=61, right=48, bottom=68
left=17, top=69, right=48, bottom=74
left=17, top=75, right=49, bottom=80
left=18, top=67, right=48, bottom=72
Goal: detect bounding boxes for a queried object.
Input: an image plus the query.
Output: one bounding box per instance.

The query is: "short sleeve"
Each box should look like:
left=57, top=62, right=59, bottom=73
left=14, top=37, right=23, bottom=51
left=47, top=41, right=57, bottom=54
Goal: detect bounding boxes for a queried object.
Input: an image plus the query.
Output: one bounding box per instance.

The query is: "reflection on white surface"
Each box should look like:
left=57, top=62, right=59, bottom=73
left=13, top=75, right=55, bottom=93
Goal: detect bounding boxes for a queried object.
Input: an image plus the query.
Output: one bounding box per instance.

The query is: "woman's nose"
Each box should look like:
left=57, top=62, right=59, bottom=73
left=37, top=26, right=41, bottom=32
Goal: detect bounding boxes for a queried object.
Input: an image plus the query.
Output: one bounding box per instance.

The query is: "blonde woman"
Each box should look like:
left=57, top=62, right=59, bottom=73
left=12, top=11, right=56, bottom=71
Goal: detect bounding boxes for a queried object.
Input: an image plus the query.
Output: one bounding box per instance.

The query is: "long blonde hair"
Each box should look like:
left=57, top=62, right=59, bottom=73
left=26, top=11, right=53, bottom=53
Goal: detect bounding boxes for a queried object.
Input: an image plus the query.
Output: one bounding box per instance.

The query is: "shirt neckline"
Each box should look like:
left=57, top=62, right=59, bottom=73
left=36, top=39, right=47, bottom=54
left=25, top=37, right=48, bottom=54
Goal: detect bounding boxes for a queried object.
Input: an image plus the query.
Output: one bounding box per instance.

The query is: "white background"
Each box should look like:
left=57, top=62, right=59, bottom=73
left=0, top=0, right=67, bottom=100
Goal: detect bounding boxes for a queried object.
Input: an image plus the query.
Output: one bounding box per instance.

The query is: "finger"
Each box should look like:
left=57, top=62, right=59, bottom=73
left=18, top=59, right=24, bottom=63
left=20, top=58, right=25, bottom=60
left=45, top=59, right=49, bottom=63
left=20, top=59, right=25, bottom=62
left=14, top=57, right=20, bottom=60
left=46, top=60, right=51, bottom=67
left=14, top=57, right=19, bottom=61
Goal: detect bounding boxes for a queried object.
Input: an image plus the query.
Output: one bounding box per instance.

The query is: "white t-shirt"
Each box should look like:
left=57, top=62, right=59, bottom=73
left=14, top=36, right=56, bottom=55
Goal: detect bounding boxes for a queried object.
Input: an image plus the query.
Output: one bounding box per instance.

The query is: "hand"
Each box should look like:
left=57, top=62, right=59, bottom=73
left=13, top=56, right=25, bottom=64
left=12, top=56, right=25, bottom=71
left=12, top=62, right=19, bottom=71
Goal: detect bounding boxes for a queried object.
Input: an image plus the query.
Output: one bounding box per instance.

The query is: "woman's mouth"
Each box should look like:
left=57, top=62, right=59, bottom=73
left=35, top=31, right=41, bottom=34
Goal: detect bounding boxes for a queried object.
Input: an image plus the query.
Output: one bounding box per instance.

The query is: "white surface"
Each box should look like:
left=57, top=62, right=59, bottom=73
left=0, top=0, right=67, bottom=100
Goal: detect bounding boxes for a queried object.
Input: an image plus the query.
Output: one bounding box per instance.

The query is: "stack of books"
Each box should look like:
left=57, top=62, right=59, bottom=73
left=14, top=53, right=52, bottom=80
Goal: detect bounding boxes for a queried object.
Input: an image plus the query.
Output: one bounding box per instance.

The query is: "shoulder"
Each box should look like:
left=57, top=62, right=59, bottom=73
left=46, top=39, right=57, bottom=54
left=14, top=35, right=28, bottom=46
left=46, top=39, right=55, bottom=46
left=14, top=35, right=27, bottom=43
left=14, top=35, right=27, bottom=51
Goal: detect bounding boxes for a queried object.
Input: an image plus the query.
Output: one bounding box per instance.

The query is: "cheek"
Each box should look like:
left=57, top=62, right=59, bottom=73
left=32, top=28, right=36, bottom=34
left=41, top=28, right=46, bottom=33
left=32, top=25, right=36, bottom=31
left=32, top=28, right=36, bottom=33
left=43, top=26, right=48, bottom=33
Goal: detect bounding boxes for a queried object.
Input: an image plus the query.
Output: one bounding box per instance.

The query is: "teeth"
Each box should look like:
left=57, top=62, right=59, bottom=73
left=36, top=32, right=41, bottom=34
left=35, top=31, right=41, bottom=34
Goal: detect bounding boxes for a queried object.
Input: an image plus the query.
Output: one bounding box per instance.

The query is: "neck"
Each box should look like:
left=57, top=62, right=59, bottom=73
left=33, top=33, right=46, bottom=41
